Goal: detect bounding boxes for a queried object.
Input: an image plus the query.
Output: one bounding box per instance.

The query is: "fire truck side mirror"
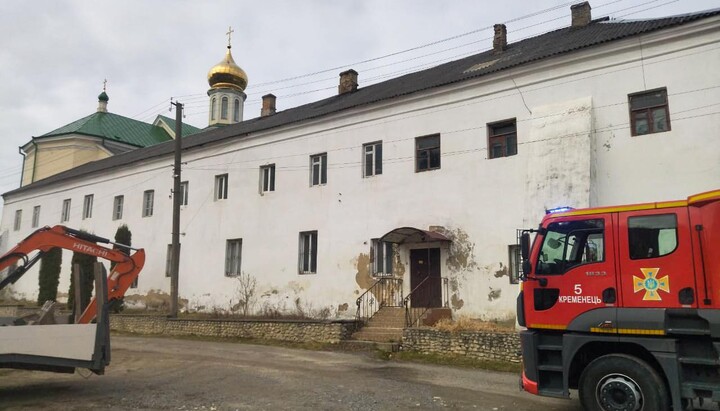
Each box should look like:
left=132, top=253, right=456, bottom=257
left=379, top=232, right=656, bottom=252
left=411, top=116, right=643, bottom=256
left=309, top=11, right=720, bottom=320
left=520, top=233, right=530, bottom=260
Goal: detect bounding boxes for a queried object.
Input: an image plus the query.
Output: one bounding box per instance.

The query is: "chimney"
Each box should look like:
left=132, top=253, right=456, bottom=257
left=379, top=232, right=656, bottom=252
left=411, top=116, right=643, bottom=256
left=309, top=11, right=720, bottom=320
left=261, top=94, right=276, bottom=117
left=493, top=24, right=507, bottom=53
left=338, top=69, right=358, bottom=95
left=571, top=2, right=592, bottom=27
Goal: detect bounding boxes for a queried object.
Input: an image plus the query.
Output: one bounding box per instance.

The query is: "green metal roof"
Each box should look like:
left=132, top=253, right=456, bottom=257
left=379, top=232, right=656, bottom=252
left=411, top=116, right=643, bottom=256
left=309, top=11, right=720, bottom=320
left=40, top=112, right=172, bottom=147
left=155, top=115, right=202, bottom=137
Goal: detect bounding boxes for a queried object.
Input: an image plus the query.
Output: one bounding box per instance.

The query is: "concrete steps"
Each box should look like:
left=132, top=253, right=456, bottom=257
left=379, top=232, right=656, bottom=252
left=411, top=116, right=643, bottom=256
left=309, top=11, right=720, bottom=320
left=352, top=307, right=405, bottom=343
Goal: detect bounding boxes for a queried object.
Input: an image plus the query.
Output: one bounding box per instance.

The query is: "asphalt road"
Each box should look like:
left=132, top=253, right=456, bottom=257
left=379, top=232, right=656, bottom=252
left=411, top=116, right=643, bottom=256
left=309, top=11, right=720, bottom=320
left=0, top=336, right=582, bottom=410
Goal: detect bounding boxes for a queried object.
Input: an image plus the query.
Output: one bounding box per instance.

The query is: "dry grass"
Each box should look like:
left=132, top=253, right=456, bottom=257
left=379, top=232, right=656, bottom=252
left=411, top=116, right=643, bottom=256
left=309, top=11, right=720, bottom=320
left=433, top=315, right=516, bottom=333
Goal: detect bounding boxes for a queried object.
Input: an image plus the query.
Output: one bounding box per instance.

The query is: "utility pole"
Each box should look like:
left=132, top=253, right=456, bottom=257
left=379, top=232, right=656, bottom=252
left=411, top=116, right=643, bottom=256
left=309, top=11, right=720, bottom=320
left=169, top=100, right=183, bottom=318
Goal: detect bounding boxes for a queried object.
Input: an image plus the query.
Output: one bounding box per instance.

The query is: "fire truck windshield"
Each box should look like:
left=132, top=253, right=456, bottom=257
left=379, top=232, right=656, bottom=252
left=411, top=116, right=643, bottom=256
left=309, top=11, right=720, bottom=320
left=536, top=219, right=604, bottom=275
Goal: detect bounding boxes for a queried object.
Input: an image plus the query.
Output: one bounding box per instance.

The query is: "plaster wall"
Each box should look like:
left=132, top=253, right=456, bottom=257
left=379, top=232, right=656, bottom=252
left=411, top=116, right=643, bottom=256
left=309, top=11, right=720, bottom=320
left=2, top=19, right=719, bottom=320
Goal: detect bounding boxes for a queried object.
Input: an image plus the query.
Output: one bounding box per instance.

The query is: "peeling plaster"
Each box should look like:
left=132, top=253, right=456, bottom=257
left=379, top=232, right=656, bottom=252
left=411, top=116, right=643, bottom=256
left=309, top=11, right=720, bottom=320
left=338, top=303, right=349, bottom=312
left=488, top=288, right=501, bottom=301
left=125, top=289, right=187, bottom=311
left=354, top=253, right=373, bottom=290
left=393, top=246, right=405, bottom=278
left=451, top=294, right=464, bottom=310
left=494, top=263, right=508, bottom=278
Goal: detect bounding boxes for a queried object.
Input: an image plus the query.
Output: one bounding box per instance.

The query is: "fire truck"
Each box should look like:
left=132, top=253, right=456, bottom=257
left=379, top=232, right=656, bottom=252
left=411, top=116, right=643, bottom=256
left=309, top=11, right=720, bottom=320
left=0, top=225, right=145, bottom=374
left=518, top=189, right=720, bottom=411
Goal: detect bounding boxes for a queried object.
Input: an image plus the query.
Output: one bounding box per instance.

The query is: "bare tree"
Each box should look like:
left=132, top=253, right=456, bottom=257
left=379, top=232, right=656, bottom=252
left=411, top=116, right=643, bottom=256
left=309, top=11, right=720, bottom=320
left=234, top=272, right=257, bottom=317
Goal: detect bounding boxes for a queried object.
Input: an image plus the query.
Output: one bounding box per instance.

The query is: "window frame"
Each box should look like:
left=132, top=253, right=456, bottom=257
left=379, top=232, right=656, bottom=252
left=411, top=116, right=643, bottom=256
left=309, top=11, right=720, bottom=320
left=142, top=190, right=155, bottom=217
left=233, top=98, right=240, bottom=122
left=310, top=153, right=327, bottom=186
left=415, top=134, right=441, bottom=172
left=32, top=205, right=41, bottom=228
left=371, top=239, right=393, bottom=277
left=508, top=244, right=520, bottom=284
left=260, top=164, right=276, bottom=193
left=363, top=141, right=383, bottom=178
left=82, top=194, right=94, bottom=220
left=13, top=209, right=22, bottom=231
left=629, top=88, right=671, bottom=136
left=180, top=181, right=189, bottom=206
left=113, top=195, right=124, bottom=220
left=221, top=96, right=229, bottom=120
left=628, top=213, right=679, bottom=260
left=488, top=119, right=517, bottom=159
left=214, top=174, right=228, bottom=200
left=61, top=199, right=71, bottom=223
left=298, top=231, right=318, bottom=274
left=211, top=97, right=217, bottom=120
left=225, top=238, right=243, bottom=277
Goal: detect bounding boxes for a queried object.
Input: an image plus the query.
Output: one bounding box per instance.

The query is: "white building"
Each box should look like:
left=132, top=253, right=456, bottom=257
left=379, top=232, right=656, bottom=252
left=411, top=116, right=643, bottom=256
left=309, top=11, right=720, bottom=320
left=2, top=4, right=719, bottom=322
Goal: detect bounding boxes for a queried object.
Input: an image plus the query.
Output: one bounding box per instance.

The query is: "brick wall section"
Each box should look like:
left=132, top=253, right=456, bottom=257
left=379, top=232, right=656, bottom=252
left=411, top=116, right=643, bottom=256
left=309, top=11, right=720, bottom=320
left=402, top=328, right=521, bottom=363
left=110, top=314, right=359, bottom=344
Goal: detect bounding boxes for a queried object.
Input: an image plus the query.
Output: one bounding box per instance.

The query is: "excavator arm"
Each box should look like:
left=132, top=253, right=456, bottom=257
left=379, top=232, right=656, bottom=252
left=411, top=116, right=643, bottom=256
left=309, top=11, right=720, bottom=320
left=0, top=225, right=145, bottom=324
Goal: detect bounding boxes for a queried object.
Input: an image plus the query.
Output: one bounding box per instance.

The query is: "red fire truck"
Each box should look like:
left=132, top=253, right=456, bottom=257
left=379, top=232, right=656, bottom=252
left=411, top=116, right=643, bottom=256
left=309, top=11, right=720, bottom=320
left=518, top=189, right=720, bottom=411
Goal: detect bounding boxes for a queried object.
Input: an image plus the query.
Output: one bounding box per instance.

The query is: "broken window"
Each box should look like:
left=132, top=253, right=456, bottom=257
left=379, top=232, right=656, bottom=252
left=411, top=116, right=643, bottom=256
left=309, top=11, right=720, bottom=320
left=225, top=239, right=242, bottom=277
left=628, top=214, right=677, bottom=260
left=113, top=195, right=124, bottom=220
left=82, top=194, right=94, bottom=220
left=416, top=134, right=441, bottom=172
left=13, top=209, right=21, bottom=231
left=488, top=119, right=517, bottom=159
left=215, top=174, right=228, bottom=200
left=32, top=206, right=40, bottom=228
left=142, top=190, right=154, bottom=217
left=61, top=199, right=71, bottom=222
left=363, top=141, right=383, bottom=177
left=371, top=239, right=393, bottom=277
left=629, top=88, right=670, bottom=136
left=299, top=231, right=318, bottom=274
left=260, top=164, right=275, bottom=193
left=310, top=154, right=327, bottom=186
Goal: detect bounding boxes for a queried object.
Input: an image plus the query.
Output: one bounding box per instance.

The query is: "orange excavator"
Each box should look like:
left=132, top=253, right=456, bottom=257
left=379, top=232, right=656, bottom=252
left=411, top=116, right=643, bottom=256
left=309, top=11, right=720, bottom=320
left=0, top=225, right=145, bottom=374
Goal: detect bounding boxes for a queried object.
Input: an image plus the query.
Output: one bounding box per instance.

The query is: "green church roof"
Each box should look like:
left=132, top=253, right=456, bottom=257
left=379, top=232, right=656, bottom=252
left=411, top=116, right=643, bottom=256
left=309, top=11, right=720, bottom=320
left=155, top=115, right=202, bottom=137
left=40, top=111, right=173, bottom=147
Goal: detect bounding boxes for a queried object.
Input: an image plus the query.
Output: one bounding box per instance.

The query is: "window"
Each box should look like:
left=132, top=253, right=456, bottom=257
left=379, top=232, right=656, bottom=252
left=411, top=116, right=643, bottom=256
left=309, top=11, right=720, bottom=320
left=260, top=164, right=275, bottom=193
left=363, top=141, right=383, bottom=177
left=310, top=154, right=327, bottom=186
left=32, top=206, right=40, bottom=228
left=628, top=214, right=678, bottom=259
left=215, top=174, right=228, bottom=200
left=488, top=119, right=517, bottom=159
left=508, top=244, right=520, bottom=284
left=536, top=219, right=604, bottom=275
left=225, top=239, right=242, bottom=277
left=113, top=195, right=124, bottom=220
left=416, top=134, right=440, bottom=172
left=233, top=98, right=240, bottom=122
left=371, top=239, right=393, bottom=276
left=61, top=199, right=71, bottom=222
left=299, top=231, right=318, bottom=274
left=142, top=190, right=154, bottom=217
left=629, top=88, right=670, bottom=136
left=82, top=195, right=94, bottom=219
left=13, top=210, right=21, bottom=231
left=165, top=244, right=173, bottom=277
left=221, top=96, right=228, bottom=120
left=180, top=181, right=189, bottom=206
left=211, top=97, right=216, bottom=120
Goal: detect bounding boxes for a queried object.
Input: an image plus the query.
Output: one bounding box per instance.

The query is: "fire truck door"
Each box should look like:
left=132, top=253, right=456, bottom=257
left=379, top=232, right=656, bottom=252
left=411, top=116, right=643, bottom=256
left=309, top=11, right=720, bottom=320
left=618, top=208, right=697, bottom=308
left=525, top=214, right=617, bottom=330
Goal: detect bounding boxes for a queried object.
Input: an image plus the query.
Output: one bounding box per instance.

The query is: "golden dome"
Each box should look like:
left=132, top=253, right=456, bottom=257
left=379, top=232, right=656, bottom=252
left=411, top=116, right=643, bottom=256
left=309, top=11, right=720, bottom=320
left=207, top=46, right=248, bottom=91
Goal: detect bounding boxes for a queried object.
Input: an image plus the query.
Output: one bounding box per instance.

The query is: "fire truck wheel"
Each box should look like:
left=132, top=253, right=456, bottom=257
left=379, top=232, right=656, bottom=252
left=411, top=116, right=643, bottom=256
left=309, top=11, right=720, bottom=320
left=579, top=354, right=669, bottom=411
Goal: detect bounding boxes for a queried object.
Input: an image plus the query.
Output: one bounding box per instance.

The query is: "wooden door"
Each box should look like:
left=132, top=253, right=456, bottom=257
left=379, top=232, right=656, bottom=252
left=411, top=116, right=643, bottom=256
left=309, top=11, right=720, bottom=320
left=410, top=248, right=441, bottom=307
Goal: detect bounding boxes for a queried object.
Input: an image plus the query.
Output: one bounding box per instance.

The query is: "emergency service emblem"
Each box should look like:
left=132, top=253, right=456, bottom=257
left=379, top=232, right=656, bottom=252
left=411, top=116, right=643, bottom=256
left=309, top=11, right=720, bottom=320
left=633, top=268, right=669, bottom=301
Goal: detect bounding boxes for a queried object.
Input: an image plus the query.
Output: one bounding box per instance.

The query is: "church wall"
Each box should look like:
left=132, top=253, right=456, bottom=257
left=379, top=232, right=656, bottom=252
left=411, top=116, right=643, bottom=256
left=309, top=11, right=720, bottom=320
left=21, top=137, right=113, bottom=186
left=2, top=18, right=719, bottom=320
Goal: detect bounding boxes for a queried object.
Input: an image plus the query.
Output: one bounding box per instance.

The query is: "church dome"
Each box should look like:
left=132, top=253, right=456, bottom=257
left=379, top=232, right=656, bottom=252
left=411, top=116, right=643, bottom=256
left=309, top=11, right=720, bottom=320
left=207, top=46, right=248, bottom=91
left=98, top=91, right=109, bottom=102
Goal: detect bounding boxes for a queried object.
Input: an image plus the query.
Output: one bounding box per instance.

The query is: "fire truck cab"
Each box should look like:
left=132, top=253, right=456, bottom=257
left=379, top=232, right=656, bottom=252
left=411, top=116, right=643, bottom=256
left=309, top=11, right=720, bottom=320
left=518, top=189, right=720, bottom=411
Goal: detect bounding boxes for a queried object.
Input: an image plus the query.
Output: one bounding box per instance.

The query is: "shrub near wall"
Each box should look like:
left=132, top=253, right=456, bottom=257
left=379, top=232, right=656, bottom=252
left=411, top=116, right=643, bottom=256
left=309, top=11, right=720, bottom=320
left=402, top=328, right=521, bottom=363
left=110, top=314, right=359, bottom=344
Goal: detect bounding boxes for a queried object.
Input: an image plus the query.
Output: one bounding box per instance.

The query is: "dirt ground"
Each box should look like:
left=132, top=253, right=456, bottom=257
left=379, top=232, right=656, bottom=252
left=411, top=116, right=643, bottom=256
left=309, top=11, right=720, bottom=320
left=0, top=335, right=582, bottom=410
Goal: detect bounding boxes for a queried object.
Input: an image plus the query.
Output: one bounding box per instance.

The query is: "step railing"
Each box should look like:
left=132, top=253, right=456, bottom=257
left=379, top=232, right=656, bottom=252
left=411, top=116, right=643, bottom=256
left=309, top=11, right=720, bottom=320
left=355, top=278, right=403, bottom=324
left=404, top=276, right=450, bottom=327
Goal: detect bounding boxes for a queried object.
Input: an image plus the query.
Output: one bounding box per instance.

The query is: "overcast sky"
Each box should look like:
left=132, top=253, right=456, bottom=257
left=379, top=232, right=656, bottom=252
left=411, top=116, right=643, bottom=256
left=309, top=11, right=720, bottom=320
left=0, top=0, right=717, bottom=205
